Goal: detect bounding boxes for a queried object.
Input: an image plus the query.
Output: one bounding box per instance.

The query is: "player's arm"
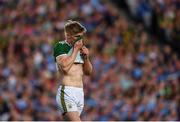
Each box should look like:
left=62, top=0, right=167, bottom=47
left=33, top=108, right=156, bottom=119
left=83, top=57, right=93, bottom=75
left=56, top=49, right=77, bottom=74
left=81, top=46, right=93, bottom=75
left=56, top=41, right=83, bottom=73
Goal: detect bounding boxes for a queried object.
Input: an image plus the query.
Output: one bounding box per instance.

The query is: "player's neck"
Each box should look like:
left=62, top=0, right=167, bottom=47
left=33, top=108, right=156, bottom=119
left=66, top=39, right=73, bottom=46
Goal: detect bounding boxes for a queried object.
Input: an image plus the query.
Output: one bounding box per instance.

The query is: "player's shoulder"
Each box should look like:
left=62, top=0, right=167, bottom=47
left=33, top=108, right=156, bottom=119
left=54, top=40, right=71, bottom=47
left=54, top=40, right=65, bottom=46
left=53, top=40, right=71, bottom=54
left=53, top=40, right=72, bottom=59
left=59, top=40, right=66, bottom=44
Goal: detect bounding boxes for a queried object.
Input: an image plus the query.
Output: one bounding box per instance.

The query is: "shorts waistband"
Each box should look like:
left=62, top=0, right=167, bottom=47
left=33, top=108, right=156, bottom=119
left=59, top=85, right=83, bottom=91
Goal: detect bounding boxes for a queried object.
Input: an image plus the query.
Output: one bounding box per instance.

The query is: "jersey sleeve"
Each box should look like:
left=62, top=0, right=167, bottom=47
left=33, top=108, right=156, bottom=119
left=53, top=43, right=67, bottom=61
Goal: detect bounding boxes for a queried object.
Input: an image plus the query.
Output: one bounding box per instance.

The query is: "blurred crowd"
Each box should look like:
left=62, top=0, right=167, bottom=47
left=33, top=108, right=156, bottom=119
left=0, top=0, right=179, bottom=121
left=125, top=0, right=180, bottom=52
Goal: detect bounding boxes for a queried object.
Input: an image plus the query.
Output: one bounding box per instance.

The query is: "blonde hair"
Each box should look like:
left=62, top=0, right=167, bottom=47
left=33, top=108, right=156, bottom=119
left=64, top=20, right=87, bottom=36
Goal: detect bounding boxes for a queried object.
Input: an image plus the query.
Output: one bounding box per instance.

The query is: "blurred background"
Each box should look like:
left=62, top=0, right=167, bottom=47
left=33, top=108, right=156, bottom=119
left=0, top=0, right=179, bottom=121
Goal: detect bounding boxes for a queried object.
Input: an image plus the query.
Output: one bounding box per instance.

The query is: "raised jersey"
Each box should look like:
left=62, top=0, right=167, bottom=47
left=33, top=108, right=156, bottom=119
left=53, top=40, right=84, bottom=64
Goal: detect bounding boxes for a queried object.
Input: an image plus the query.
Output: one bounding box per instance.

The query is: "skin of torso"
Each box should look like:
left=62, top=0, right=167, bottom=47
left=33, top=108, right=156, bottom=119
left=60, top=63, right=84, bottom=88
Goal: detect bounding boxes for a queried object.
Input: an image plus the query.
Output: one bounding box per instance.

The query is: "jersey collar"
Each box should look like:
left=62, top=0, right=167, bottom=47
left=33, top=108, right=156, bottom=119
left=65, top=40, right=72, bottom=47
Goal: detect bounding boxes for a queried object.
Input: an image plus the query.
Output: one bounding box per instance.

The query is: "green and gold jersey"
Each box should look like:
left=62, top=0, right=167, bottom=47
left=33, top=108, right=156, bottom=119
left=53, top=40, right=84, bottom=64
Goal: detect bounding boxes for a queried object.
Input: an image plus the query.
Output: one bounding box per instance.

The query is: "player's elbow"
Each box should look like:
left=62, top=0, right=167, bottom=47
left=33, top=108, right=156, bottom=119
left=84, top=71, right=91, bottom=76
left=61, top=66, right=70, bottom=74
left=58, top=63, right=69, bottom=74
left=84, top=69, right=92, bottom=76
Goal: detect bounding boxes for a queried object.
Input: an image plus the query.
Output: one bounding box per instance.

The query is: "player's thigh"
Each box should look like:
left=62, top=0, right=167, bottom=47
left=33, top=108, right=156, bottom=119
left=64, top=111, right=81, bottom=121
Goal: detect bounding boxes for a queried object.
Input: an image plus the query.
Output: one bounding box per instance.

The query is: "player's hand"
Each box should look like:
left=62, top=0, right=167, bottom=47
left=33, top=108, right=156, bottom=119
left=80, top=46, right=89, bottom=59
left=74, top=40, right=83, bottom=50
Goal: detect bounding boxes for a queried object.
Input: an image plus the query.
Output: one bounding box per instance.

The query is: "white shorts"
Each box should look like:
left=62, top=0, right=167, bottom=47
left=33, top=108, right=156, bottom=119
left=56, top=85, right=84, bottom=116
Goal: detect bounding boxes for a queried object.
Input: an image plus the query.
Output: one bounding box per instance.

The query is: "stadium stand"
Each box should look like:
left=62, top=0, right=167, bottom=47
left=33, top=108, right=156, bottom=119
left=0, top=0, right=179, bottom=121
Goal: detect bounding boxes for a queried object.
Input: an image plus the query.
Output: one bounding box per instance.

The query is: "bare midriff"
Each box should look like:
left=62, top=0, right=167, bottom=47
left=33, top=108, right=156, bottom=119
left=61, top=63, right=83, bottom=88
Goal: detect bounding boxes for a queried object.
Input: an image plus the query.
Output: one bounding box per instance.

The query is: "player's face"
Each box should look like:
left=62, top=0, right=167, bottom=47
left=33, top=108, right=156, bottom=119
left=72, top=32, right=84, bottom=40
left=66, top=31, right=85, bottom=45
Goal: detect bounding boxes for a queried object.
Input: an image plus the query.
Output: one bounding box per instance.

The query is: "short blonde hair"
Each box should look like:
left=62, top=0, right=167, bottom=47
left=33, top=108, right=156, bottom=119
left=64, top=20, right=87, bottom=36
